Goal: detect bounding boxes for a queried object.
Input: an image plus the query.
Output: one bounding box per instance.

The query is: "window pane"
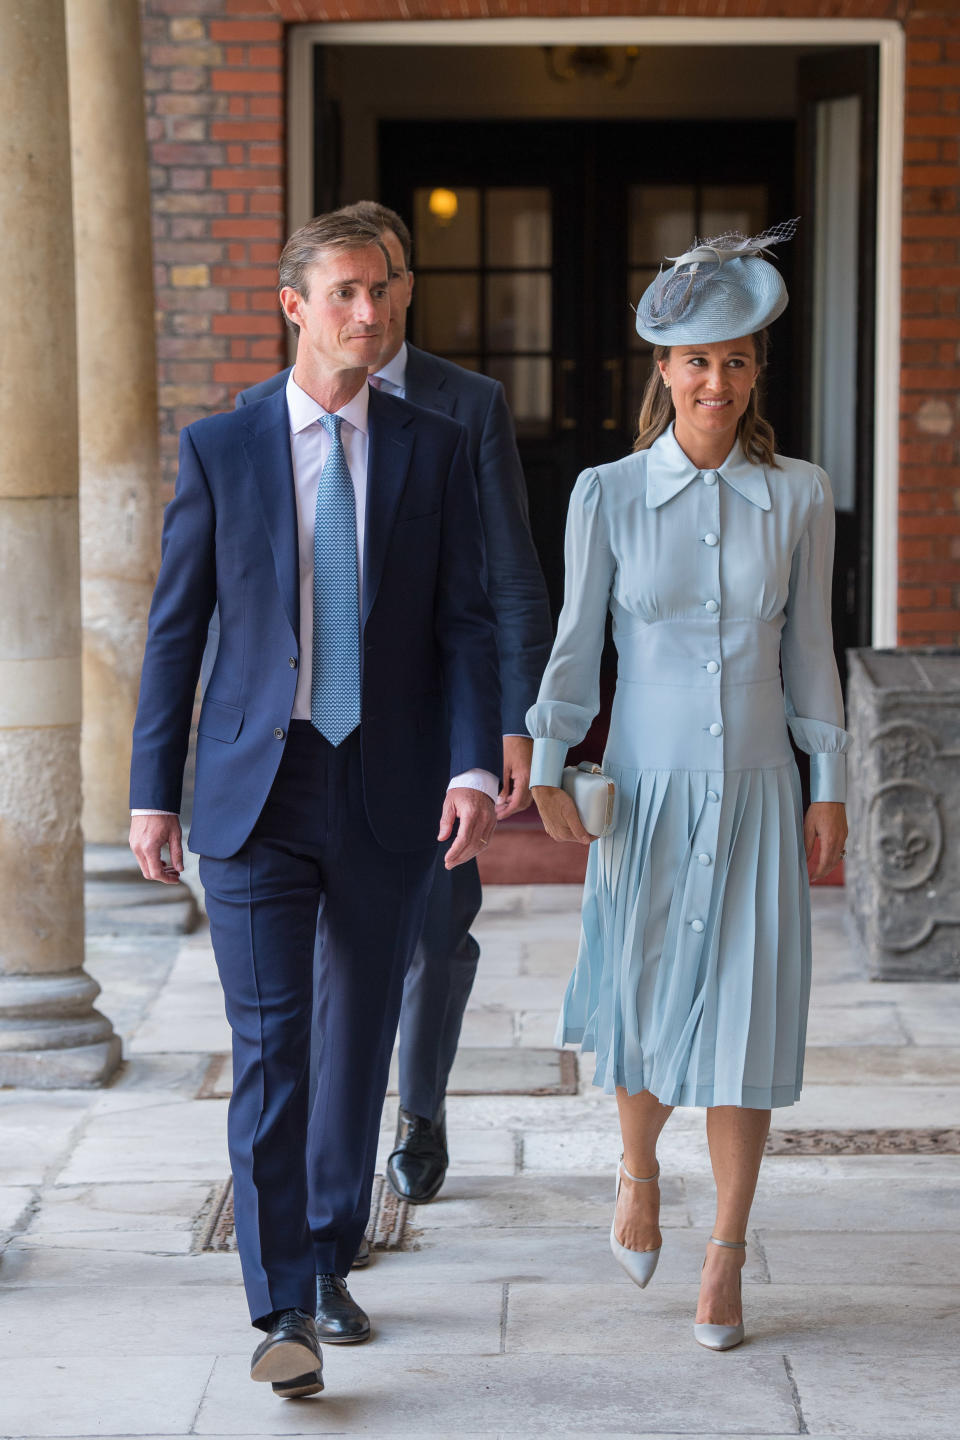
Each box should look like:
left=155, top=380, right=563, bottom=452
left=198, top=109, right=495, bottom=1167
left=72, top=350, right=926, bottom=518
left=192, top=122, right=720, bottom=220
left=486, top=273, right=551, bottom=351
left=629, top=185, right=696, bottom=265
left=699, top=185, right=767, bottom=242
left=486, top=188, right=551, bottom=267
left=487, top=357, right=552, bottom=430
left=414, top=274, right=479, bottom=352
left=413, top=187, right=480, bottom=268
left=628, top=268, right=660, bottom=348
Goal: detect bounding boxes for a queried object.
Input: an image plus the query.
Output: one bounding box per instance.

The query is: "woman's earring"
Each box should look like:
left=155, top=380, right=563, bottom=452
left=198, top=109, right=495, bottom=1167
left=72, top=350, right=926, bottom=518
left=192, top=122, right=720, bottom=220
left=663, top=379, right=671, bottom=389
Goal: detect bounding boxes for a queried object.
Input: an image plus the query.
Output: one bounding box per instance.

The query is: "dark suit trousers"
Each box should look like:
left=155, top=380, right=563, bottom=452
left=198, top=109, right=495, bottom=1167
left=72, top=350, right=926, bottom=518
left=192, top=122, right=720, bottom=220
left=200, top=722, right=436, bottom=1328
left=396, top=857, right=483, bottom=1120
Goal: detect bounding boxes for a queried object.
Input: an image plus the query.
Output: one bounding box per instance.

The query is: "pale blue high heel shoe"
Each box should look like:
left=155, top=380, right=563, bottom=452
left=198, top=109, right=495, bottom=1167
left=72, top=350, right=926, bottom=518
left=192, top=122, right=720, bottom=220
left=693, top=1237, right=746, bottom=1351
left=609, top=1156, right=661, bottom=1288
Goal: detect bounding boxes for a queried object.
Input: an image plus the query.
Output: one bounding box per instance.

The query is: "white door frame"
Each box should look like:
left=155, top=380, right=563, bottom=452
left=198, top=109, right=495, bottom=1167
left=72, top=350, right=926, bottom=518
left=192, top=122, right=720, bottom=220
left=289, top=17, right=904, bottom=647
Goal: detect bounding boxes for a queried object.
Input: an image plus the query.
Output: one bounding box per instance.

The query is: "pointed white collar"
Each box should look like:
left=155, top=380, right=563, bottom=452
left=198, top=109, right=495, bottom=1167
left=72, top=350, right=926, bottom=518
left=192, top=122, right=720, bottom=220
left=645, top=423, right=771, bottom=511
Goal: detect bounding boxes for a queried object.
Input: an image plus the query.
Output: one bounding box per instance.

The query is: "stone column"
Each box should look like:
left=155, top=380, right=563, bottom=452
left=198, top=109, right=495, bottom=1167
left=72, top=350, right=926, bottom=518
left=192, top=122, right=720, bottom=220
left=0, top=1, right=120, bottom=1086
left=66, top=0, right=160, bottom=844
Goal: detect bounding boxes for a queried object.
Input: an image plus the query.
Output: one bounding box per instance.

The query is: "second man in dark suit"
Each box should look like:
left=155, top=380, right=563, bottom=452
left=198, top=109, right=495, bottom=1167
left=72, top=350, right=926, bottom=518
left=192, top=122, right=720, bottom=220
left=237, top=201, right=552, bottom=1217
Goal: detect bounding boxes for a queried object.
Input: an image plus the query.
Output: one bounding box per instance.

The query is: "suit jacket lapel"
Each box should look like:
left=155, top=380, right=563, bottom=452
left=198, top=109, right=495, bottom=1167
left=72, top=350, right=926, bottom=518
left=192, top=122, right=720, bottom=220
left=404, top=343, right=456, bottom=417
left=363, top=387, right=413, bottom=627
left=242, top=387, right=299, bottom=638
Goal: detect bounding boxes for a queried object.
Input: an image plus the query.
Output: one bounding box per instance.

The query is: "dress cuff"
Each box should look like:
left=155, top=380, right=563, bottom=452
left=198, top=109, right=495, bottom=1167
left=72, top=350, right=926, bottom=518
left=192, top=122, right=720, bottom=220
left=810, top=752, right=846, bottom=804
left=530, top=737, right=568, bottom=789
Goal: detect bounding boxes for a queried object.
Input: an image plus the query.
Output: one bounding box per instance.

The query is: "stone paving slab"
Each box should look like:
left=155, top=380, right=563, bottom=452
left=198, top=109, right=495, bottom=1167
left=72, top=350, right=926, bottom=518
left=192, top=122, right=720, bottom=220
left=57, top=1096, right=229, bottom=1185
left=194, top=1350, right=799, bottom=1434
left=684, top=1170, right=960, bottom=1231
left=801, top=1044, right=960, bottom=1083
left=23, top=1180, right=210, bottom=1234
left=758, top=1228, right=960, bottom=1284
left=792, top=1351, right=960, bottom=1438
left=0, top=1355, right=215, bottom=1437
left=0, top=1095, right=91, bottom=1187
left=0, top=1186, right=34, bottom=1242
left=0, top=1244, right=243, bottom=1289
left=0, top=1280, right=502, bottom=1358
left=503, top=1281, right=960, bottom=1356
left=344, top=1227, right=769, bottom=1288
left=399, top=1173, right=689, bottom=1230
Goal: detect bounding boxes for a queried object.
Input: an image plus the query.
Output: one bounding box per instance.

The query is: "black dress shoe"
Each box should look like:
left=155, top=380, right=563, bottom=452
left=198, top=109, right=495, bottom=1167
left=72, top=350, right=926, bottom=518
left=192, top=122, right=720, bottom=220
left=351, top=1234, right=371, bottom=1269
left=315, top=1273, right=370, bottom=1343
left=386, top=1105, right=448, bottom=1203
left=250, top=1309, right=322, bottom=1386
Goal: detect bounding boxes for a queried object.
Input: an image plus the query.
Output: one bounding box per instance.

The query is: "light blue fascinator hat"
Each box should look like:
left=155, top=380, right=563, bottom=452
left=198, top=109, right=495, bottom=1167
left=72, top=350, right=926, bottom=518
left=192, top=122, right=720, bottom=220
left=635, top=219, right=798, bottom=345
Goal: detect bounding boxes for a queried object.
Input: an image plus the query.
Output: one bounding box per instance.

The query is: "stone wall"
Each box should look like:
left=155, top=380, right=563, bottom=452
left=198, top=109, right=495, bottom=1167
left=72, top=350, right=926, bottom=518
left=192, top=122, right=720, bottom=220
left=141, top=0, right=960, bottom=643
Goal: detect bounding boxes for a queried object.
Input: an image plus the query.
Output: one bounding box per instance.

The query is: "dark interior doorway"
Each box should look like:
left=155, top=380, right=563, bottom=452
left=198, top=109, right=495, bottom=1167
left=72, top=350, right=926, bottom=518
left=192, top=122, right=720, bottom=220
left=379, top=119, right=797, bottom=622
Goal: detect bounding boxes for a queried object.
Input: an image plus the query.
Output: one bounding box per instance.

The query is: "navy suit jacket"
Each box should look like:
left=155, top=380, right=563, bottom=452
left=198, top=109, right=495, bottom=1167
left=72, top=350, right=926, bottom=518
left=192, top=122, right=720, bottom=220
left=237, top=346, right=552, bottom=734
left=131, top=385, right=502, bottom=859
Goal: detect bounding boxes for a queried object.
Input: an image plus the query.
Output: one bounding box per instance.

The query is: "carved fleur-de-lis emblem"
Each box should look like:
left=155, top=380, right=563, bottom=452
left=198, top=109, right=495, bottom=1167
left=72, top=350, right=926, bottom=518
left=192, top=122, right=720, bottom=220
left=881, top=732, right=928, bottom=779
left=879, top=810, right=930, bottom=871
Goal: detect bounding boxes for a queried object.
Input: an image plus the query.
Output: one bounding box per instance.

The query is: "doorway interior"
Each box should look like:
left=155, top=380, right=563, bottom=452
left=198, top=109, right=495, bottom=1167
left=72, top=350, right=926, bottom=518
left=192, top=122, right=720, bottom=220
left=288, top=22, right=903, bottom=665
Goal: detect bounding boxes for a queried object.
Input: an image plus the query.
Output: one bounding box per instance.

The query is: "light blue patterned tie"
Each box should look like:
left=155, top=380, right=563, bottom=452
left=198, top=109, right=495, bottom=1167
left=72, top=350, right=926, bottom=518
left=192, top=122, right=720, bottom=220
left=310, top=413, right=361, bottom=746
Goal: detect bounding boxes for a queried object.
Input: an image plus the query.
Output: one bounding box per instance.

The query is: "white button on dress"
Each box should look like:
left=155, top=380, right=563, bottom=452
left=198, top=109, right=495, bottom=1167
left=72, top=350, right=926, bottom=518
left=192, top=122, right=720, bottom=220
left=704, top=533, right=719, bottom=547
left=706, top=661, right=720, bottom=674
left=705, top=599, right=719, bottom=614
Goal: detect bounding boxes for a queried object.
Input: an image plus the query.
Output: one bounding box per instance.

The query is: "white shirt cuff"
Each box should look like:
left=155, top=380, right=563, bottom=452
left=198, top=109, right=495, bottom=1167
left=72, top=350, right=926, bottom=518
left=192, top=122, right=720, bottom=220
left=447, top=769, right=499, bottom=802
left=130, top=810, right=178, bottom=816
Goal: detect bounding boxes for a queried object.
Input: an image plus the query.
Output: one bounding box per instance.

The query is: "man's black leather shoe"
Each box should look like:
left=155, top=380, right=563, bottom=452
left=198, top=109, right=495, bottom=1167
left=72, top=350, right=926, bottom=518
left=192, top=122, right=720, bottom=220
left=315, top=1273, right=370, bottom=1343
left=351, top=1234, right=371, bottom=1269
left=386, top=1105, right=448, bottom=1203
left=250, top=1309, right=322, bottom=1386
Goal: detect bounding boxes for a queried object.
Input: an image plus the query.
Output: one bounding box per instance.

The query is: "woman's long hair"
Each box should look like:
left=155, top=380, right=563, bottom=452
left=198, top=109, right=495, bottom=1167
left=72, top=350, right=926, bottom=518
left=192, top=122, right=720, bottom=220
left=632, top=329, right=780, bottom=468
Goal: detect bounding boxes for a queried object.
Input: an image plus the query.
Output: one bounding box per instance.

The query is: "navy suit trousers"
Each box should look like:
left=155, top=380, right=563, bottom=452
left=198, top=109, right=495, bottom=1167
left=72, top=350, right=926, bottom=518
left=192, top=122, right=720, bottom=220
left=397, top=858, right=483, bottom=1120
left=200, top=722, right=436, bottom=1327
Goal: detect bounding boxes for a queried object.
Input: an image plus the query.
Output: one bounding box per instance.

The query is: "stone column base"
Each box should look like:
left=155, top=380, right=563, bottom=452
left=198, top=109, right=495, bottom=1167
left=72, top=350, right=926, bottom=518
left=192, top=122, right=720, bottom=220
left=0, top=1035, right=121, bottom=1088
left=84, top=844, right=200, bottom=935
left=0, top=970, right=122, bottom=1088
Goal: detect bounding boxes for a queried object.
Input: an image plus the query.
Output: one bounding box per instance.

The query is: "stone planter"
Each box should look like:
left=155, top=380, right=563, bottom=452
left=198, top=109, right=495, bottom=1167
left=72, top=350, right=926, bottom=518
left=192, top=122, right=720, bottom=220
left=846, top=648, right=960, bottom=980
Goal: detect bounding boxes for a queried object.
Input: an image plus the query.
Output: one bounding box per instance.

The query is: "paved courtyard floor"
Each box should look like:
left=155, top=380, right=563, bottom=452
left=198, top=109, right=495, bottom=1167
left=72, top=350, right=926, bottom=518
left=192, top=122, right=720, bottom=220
left=1, top=882, right=959, bottom=1439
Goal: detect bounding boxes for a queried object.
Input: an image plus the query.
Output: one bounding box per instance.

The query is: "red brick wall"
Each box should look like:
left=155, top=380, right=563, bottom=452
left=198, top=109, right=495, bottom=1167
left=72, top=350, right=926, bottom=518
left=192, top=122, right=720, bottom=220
left=142, top=0, right=960, bottom=643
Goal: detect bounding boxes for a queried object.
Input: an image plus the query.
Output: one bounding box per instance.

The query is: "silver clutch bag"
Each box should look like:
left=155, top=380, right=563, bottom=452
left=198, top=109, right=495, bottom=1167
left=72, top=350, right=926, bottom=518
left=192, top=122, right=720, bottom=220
left=561, top=761, right=616, bottom=838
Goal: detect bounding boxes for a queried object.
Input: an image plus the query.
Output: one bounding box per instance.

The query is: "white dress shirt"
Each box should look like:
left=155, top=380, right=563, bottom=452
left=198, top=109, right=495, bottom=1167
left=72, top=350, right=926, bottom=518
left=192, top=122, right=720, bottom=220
left=132, top=365, right=498, bottom=814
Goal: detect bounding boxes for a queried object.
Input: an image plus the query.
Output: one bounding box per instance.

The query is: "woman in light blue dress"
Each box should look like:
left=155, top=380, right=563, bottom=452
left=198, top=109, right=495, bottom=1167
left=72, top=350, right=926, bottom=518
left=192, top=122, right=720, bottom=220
left=528, top=226, right=849, bottom=1350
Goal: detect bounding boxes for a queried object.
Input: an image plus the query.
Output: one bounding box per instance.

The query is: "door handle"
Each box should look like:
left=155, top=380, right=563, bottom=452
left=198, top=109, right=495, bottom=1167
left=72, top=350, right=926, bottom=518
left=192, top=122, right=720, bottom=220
left=557, top=358, right=577, bottom=430
left=602, top=358, right=623, bottom=431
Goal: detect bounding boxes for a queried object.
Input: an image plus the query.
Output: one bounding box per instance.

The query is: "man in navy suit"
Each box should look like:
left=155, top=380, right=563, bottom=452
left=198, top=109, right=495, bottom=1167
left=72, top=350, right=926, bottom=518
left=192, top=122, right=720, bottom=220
left=129, top=212, right=501, bottom=1398
left=237, top=201, right=552, bottom=1215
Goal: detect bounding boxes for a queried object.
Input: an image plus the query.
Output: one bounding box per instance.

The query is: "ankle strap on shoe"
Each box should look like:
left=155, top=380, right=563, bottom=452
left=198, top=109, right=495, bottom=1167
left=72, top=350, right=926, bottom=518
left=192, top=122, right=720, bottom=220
left=708, top=1236, right=746, bottom=1250
left=618, top=1156, right=660, bottom=1184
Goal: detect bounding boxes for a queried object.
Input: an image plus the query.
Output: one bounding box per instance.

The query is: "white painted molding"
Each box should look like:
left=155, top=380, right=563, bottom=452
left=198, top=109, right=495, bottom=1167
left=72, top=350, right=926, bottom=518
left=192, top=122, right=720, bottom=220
left=288, top=16, right=905, bottom=644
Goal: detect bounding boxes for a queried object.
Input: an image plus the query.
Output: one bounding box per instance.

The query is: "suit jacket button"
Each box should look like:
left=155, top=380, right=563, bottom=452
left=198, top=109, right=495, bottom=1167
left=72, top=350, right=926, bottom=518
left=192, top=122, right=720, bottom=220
left=288, top=657, right=297, bottom=668
left=273, top=727, right=285, bottom=740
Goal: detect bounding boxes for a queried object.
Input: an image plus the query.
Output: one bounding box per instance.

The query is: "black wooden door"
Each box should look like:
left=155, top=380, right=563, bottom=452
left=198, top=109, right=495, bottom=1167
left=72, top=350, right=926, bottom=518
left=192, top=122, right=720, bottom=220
left=379, top=118, right=796, bottom=623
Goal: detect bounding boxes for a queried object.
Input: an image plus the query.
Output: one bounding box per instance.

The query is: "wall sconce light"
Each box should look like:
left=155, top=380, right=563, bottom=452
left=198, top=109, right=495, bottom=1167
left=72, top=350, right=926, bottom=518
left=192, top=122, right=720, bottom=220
left=543, top=45, right=640, bottom=88
left=428, top=188, right=459, bottom=225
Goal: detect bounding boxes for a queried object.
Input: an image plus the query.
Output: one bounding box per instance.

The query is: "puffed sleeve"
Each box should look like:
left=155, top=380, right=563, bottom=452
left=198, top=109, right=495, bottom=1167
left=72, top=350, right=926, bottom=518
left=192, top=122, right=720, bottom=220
left=526, top=468, right=615, bottom=787
left=780, top=466, right=852, bottom=803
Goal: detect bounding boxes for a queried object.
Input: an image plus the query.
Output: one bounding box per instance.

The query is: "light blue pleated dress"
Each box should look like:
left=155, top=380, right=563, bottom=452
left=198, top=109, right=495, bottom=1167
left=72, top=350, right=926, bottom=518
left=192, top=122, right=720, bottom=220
left=527, top=425, right=851, bottom=1109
